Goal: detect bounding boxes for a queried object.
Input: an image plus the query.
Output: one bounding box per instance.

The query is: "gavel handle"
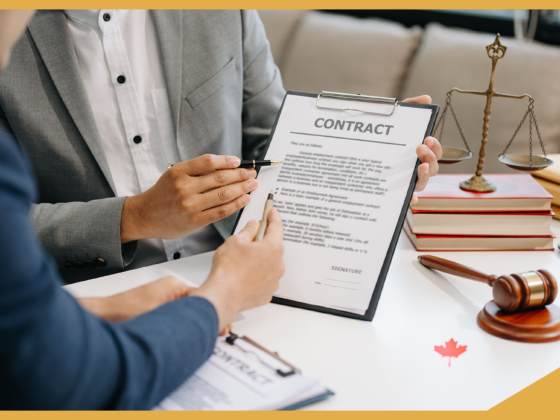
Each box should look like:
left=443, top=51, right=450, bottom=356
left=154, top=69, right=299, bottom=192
left=417, top=255, right=494, bottom=286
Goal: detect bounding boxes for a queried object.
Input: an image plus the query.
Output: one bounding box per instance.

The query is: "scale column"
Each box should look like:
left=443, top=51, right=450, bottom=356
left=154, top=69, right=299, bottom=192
left=477, top=94, right=493, bottom=177
left=459, top=36, right=504, bottom=193
left=459, top=93, right=497, bottom=192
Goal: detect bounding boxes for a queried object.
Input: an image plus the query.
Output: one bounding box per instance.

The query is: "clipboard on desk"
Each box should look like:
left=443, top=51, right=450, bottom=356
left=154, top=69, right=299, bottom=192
left=155, top=332, right=334, bottom=410
left=232, top=91, right=439, bottom=321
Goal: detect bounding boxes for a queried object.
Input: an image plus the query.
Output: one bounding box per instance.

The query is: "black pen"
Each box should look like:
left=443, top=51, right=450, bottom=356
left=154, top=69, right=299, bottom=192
left=239, top=159, right=282, bottom=169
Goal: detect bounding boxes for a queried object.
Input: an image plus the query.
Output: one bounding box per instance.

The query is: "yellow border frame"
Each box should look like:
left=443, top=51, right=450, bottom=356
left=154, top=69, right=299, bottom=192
left=1, top=3, right=559, bottom=416
left=2, top=2, right=560, bottom=9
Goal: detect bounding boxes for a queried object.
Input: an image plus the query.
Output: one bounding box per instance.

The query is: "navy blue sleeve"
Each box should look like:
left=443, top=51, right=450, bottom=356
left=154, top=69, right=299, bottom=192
left=0, top=129, right=219, bottom=410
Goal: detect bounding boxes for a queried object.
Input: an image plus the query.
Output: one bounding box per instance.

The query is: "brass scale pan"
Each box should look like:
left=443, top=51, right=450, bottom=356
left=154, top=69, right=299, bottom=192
left=439, top=147, right=553, bottom=172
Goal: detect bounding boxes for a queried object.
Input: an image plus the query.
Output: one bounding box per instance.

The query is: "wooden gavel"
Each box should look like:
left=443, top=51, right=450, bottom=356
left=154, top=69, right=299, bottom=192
left=418, top=255, right=558, bottom=313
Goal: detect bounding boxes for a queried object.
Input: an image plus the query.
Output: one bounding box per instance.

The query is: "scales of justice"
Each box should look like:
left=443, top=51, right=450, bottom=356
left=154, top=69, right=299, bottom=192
left=434, top=33, right=554, bottom=192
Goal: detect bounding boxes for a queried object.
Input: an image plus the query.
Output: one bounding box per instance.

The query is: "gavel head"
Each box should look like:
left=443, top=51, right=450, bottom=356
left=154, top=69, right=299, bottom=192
left=491, top=269, right=558, bottom=313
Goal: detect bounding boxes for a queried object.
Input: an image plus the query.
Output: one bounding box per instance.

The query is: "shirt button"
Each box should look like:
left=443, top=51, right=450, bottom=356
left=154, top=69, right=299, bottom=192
left=84, top=259, right=95, bottom=268
left=117, top=75, right=126, bottom=84
left=73, top=261, right=84, bottom=269
left=64, top=262, right=73, bottom=269
left=103, top=13, right=111, bottom=22
left=133, top=135, right=142, bottom=144
left=173, top=252, right=181, bottom=260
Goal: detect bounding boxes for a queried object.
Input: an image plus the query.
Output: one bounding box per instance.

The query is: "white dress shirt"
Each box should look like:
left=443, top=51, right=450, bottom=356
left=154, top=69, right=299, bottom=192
left=65, top=9, right=224, bottom=269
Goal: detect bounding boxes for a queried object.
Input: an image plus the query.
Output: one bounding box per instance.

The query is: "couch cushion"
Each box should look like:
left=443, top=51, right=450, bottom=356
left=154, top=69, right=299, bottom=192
left=403, top=23, right=560, bottom=174
left=279, top=11, right=421, bottom=98
left=257, top=10, right=308, bottom=69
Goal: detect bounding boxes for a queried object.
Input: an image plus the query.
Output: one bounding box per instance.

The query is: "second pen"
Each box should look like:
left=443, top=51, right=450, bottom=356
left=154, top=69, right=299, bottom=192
left=239, top=159, right=282, bottom=168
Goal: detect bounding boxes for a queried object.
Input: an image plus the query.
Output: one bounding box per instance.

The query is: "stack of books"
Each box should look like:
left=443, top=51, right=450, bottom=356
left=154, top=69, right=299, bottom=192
left=404, top=174, right=554, bottom=252
left=532, top=154, right=560, bottom=221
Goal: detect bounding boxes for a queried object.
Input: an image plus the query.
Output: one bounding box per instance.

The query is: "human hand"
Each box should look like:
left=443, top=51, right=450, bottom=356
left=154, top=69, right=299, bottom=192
left=120, top=155, right=258, bottom=243
left=78, top=276, right=191, bottom=322
left=402, top=96, right=443, bottom=204
left=79, top=277, right=233, bottom=334
left=191, top=209, right=285, bottom=331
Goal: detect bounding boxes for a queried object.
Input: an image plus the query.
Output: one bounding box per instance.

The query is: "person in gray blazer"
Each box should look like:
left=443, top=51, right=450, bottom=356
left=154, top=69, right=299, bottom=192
left=0, top=9, right=442, bottom=283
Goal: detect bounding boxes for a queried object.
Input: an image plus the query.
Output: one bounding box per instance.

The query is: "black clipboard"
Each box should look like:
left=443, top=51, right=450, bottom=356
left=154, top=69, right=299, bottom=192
left=231, top=90, right=439, bottom=321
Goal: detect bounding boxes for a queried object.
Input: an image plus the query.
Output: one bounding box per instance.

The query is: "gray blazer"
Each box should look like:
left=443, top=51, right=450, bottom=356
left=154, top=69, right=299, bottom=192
left=0, top=10, right=285, bottom=283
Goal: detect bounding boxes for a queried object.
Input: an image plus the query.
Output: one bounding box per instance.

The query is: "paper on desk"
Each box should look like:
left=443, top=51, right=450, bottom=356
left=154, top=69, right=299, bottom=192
left=154, top=336, right=328, bottom=410
left=234, top=94, right=432, bottom=315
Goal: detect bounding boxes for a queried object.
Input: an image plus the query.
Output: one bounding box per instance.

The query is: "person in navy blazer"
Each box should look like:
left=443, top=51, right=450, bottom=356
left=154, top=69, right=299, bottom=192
left=0, top=10, right=286, bottom=410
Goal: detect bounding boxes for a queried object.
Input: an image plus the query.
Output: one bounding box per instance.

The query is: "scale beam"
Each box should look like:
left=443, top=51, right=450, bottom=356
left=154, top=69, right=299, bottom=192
left=449, top=90, right=532, bottom=101
left=493, top=92, right=533, bottom=100
left=449, top=88, right=487, bottom=96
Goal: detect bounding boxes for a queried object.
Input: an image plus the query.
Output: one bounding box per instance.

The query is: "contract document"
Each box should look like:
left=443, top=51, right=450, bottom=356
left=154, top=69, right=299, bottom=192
left=155, top=335, right=332, bottom=410
left=233, top=92, right=438, bottom=320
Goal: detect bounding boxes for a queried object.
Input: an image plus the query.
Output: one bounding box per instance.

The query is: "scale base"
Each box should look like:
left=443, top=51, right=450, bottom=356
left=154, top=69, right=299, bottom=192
left=477, top=301, right=560, bottom=343
left=459, top=175, right=497, bottom=193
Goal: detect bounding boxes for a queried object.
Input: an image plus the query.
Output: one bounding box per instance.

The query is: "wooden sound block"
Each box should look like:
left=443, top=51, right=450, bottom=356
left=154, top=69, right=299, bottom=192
left=477, top=301, right=560, bottom=343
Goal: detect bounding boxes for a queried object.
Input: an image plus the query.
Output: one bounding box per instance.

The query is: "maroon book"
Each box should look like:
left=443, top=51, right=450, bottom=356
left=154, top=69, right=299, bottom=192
left=412, top=174, right=553, bottom=212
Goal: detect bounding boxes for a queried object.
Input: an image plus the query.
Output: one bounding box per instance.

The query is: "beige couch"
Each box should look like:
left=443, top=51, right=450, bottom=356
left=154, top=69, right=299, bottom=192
left=258, top=10, right=560, bottom=174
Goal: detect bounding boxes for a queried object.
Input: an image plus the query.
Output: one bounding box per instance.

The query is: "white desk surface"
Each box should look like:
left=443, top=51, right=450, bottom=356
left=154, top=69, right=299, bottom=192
left=65, top=220, right=560, bottom=410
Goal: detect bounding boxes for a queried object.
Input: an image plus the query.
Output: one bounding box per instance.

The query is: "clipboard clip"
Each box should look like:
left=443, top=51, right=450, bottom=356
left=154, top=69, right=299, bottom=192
left=316, top=91, right=398, bottom=116
left=226, top=333, right=299, bottom=377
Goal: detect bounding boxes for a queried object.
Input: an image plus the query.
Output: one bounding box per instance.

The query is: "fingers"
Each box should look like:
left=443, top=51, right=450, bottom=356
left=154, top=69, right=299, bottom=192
left=414, top=162, right=430, bottom=192
left=199, top=194, right=252, bottom=225
left=403, top=95, right=432, bottom=105
left=416, top=143, right=439, bottom=177
left=152, top=276, right=192, bottom=300
left=236, top=219, right=260, bottom=242
left=218, top=324, right=233, bottom=337
left=196, top=168, right=257, bottom=193
left=262, top=208, right=284, bottom=243
left=410, top=193, right=419, bottom=205
left=199, top=178, right=258, bottom=209
left=424, top=136, right=443, bottom=161
left=85, top=276, right=192, bottom=322
left=179, top=154, right=241, bottom=176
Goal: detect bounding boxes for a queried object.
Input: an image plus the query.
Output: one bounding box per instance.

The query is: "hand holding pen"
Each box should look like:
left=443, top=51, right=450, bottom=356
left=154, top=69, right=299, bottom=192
left=122, top=155, right=258, bottom=243
left=138, top=155, right=279, bottom=245
left=191, top=207, right=285, bottom=330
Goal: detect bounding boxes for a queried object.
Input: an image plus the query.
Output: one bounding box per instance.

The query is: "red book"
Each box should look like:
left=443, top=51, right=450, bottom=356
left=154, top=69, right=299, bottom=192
left=403, top=220, right=555, bottom=252
left=412, top=174, right=553, bottom=212
left=407, top=208, right=554, bottom=236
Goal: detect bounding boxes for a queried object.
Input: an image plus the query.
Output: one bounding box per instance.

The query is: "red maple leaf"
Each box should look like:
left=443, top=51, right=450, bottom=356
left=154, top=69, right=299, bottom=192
left=434, top=338, right=467, bottom=367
